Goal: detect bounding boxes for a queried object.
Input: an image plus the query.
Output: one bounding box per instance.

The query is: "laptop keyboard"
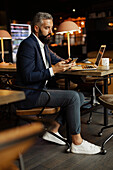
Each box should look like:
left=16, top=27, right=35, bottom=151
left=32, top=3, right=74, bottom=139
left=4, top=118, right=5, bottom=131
left=82, top=65, right=97, bottom=69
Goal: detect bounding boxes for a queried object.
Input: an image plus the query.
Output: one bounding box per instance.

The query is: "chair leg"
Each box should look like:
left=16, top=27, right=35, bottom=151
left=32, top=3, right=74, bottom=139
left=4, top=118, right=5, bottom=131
left=66, top=124, right=72, bottom=153
left=98, top=125, right=113, bottom=154
left=87, top=86, right=101, bottom=124
left=87, top=111, right=92, bottom=124
left=47, top=130, right=71, bottom=153
left=87, top=87, right=96, bottom=124
left=92, top=86, right=97, bottom=105
left=98, top=125, right=113, bottom=136
left=101, top=133, right=113, bottom=154
left=18, top=153, right=25, bottom=170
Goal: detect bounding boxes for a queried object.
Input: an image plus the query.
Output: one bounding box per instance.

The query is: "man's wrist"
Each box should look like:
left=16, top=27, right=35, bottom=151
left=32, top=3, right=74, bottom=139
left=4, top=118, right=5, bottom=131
left=49, top=67, right=54, bottom=76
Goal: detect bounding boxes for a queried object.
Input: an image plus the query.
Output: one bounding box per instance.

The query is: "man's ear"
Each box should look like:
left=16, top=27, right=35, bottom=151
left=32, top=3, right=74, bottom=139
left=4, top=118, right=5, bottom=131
left=34, top=25, right=39, bottom=33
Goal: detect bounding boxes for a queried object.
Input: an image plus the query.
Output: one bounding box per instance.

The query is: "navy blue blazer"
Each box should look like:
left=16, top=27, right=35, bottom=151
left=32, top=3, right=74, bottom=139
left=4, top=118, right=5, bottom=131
left=15, top=33, right=63, bottom=109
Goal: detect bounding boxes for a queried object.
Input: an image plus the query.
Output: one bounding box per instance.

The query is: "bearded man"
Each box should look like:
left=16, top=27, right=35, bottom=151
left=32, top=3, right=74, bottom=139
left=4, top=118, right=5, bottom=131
left=15, top=12, right=101, bottom=155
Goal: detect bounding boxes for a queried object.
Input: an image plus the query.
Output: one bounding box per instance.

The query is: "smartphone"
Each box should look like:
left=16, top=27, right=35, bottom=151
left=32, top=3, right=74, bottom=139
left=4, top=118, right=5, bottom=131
left=65, top=58, right=72, bottom=64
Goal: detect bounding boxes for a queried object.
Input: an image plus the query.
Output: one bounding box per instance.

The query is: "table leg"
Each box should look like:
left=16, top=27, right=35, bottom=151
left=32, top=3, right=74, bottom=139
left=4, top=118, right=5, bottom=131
left=65, top=77, right=70, bottom=90
left=103, top=75, right=108, bottom=126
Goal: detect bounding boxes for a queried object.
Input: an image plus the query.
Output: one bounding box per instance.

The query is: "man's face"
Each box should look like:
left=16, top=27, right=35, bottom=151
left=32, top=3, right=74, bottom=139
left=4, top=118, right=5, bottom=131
left=36, top=19, right=53, bottom=44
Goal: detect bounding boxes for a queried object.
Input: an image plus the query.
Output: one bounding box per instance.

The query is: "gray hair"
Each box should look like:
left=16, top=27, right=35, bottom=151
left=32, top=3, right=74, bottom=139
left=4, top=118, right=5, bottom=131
left=31, top=12, right=53, bottom=32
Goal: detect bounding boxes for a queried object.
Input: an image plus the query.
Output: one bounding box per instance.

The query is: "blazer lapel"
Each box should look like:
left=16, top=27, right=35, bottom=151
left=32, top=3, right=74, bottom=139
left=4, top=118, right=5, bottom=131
left=31, top=34, right=46, bottom=67
left=31, top=34, right=51, bottom=67
left=44, top=45, right=51, bottom=66
left=31, top=34, right=42, bottom=57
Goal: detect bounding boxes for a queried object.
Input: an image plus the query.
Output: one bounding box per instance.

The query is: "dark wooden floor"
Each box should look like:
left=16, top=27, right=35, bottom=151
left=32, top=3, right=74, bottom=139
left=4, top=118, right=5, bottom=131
left=18, top=107, right=113, bottom=170
left=0, top=106, right=113, bottom=170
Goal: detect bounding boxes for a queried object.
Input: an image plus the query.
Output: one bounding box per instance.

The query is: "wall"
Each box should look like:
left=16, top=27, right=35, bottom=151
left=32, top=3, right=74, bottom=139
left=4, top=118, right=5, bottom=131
left=86, top=17, right=113, bottom=52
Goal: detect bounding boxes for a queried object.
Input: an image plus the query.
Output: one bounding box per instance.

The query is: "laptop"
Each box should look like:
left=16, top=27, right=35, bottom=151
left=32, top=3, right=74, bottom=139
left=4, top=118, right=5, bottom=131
left=71, top=45, right=106, bottom=71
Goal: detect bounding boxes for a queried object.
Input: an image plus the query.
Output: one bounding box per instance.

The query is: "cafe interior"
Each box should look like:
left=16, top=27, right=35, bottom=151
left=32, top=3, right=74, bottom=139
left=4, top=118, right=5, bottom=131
left=0, top=0, right=113, bottom=169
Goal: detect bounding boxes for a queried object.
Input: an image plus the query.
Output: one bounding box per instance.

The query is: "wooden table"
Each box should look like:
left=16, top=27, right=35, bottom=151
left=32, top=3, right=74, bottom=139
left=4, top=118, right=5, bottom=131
left=57, top=64, right=113, bottom=77
left=57, top=64, right=113, bottom=91
left=1, top=62, right=113, bottom=125
left=56, top=64, right=113, bottom=126
left=0, top=89, right=25, bottom=105
left=0, top=63, right=16, bottom=75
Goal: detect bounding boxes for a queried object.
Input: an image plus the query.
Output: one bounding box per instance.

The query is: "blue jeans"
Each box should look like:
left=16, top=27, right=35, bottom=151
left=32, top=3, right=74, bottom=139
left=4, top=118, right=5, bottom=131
left=36, top=89, right=84, bottom=135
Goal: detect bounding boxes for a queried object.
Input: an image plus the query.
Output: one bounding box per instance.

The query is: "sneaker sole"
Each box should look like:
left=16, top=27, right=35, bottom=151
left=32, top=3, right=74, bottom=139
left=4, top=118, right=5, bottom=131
left=71, top=149, right=101, bottom=155
left=43, top=135, right=66, bottom=145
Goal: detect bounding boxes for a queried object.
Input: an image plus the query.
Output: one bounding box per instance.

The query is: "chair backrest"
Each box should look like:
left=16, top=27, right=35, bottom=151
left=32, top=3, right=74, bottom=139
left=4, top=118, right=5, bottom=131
left=0, top=122, right=43, bottom=169
left=5, top=75, right=61, bottom=116
left=1, top=74, right=60, bottom=122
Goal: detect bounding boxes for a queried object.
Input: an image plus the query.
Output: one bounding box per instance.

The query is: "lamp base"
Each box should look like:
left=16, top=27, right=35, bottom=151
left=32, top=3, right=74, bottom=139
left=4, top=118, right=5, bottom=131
left=0, top=62, right=11, bottom=66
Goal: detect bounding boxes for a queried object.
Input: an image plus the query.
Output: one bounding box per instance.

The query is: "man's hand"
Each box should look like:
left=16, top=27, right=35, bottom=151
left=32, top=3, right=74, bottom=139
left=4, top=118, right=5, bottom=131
left=64, top=58, right=76, bottom=66
left=65, top=58, right=72, bottom=64
left=52, top=61, right=72, bottom=74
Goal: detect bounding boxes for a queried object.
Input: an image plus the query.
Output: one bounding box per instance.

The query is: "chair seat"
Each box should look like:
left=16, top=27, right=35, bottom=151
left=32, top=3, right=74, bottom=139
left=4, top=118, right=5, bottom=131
left=16, top=107, right=60, bottom=116
left=85, top=77, right=103, bottom=85
left=82, top=76, right=111, bottom=86
left=98, top=94, right=113, bottom=110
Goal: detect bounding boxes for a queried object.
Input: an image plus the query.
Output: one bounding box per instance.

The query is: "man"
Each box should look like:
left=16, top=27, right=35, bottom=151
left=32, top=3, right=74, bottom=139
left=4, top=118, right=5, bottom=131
left=16, top=12, right=101, bottom=154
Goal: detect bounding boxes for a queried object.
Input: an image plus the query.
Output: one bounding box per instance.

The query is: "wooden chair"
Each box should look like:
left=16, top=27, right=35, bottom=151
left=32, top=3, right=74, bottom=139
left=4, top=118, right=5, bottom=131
left=0, top=122, right=43, bottom=170
left=6, top=76, right=71, bottom=153
left=95, top=76, right=113, bottom=154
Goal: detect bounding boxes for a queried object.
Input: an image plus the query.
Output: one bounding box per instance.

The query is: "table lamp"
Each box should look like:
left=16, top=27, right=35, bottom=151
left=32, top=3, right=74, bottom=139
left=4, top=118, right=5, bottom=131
left=0, top=30, right=12, bottom=65
left=56, top=21, right=79, bottom=58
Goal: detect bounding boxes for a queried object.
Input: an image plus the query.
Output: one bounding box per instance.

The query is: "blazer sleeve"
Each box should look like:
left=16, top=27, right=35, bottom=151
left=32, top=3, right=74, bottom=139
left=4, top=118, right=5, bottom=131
left=48, top=47, right=64, bottom=65
left=16, top=40, right=51, bottom=84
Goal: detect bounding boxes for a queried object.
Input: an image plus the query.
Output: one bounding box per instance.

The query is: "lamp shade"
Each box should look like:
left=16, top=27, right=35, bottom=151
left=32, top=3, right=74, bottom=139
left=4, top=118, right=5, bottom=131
left=56, top=21, right=79, bottom=34
left=0, top=30, right=12, bottom=39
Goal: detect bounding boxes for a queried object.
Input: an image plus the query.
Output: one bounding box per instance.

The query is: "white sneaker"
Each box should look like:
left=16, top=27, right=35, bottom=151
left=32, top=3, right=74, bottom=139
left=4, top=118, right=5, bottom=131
left=42, top=131, right=67, bottom=145
left=71, top=140, right=101, bottom=155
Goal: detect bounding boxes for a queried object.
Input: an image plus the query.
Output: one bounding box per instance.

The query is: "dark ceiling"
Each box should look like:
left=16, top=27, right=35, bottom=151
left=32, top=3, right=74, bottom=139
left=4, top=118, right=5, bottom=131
left=1, top=0, right=113, bottom=24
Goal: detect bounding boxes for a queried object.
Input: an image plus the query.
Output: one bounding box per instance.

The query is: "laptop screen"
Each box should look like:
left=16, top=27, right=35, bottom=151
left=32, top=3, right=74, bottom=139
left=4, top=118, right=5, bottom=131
left=95, top=45, right=106, bottom=66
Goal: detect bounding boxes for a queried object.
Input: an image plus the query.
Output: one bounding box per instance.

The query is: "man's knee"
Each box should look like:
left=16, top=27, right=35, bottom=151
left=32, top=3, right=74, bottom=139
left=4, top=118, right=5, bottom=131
left=68, top=90, right=84, bottom=105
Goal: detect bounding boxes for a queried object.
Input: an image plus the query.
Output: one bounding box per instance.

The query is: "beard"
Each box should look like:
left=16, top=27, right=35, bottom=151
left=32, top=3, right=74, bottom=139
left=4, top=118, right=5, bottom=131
left=38, top=28, right=52, bottom=44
